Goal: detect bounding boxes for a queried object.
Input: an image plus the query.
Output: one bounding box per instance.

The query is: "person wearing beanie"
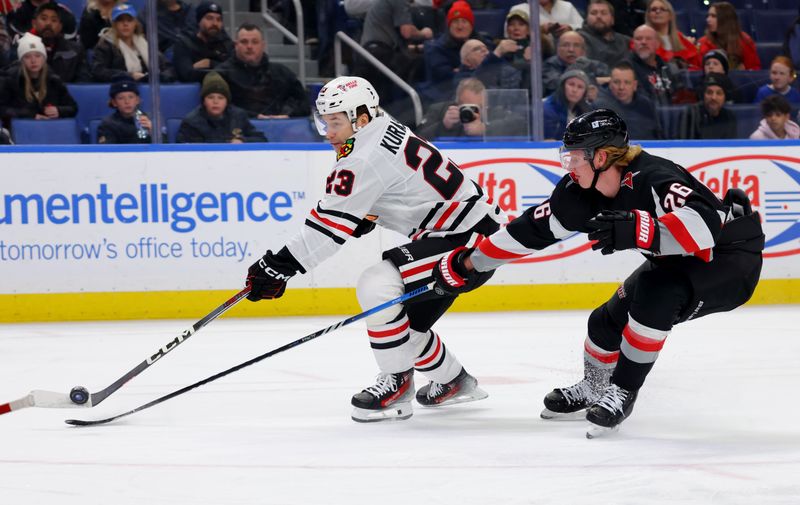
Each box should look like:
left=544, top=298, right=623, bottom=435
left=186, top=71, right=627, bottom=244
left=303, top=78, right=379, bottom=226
left=424, top=0, right=494, bottom=103
left=16, top=2, right=91, bottom=83
left=91, top=3, right=176, bottom=83
left=696, top=48, right=741, bottom=102
left=543, top=68, right=592, bottom=139
left=497, top=3, right=548, bottom=81
left=0, top=32, right=77, bottom=122
left=172, top=0, right=233, bottom=82
left=96, top=73, right=153, bottom=144
left=750, top=94, right=800, bottom=140
left=177, top=71, right=266, bottom=143
left=703, top=48, right=729, bottom=75
left=355, top=0, right=433, bottom=123
left=680, top=72, right=737, bottom=139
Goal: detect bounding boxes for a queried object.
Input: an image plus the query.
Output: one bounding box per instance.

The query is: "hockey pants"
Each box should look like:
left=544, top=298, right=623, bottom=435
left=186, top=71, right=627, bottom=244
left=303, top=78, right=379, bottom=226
left=584, top=247, right=762, bottom=391
left=356, top=234, right=493, bottom=384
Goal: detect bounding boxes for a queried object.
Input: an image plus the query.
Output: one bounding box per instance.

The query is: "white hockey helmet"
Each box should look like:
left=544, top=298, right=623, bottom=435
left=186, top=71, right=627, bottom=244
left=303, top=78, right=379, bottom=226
left=314, top=76, right=381, bottom=135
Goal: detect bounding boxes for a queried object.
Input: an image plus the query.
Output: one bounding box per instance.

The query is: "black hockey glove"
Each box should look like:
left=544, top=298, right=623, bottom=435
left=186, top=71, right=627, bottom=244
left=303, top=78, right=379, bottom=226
left=351, top=217, right=376, bottom=238
left=587, top=210, right=660, bottom=255
left=432, top=246, right=473, bottom=296
left=246, top=250, right=298, bottom=301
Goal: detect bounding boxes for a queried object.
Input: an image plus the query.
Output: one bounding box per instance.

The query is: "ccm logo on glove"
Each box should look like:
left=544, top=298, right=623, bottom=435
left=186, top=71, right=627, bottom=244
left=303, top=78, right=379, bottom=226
left=259, top=257, right=293, bottom=281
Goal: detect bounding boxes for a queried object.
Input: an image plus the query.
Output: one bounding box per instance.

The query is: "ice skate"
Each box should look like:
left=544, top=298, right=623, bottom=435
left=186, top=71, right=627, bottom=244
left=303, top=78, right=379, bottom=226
left=351, top=369, right=414, bottom=423
left=416, top=367, right=488, bottom=407
left=541, top=362, right=611, bottom=420
left=585, top=383, right=638, bottom=438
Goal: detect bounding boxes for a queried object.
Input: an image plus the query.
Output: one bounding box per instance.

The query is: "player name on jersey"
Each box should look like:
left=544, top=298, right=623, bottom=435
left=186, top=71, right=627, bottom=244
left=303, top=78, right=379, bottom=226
left=379, top=119, right=408, bottom=155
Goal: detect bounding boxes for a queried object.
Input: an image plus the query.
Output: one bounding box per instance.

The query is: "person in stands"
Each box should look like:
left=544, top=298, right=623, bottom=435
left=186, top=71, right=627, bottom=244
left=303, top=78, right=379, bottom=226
left=0, top=32, right=77, bottom=122
left=698, top=1, right=760, bottom=70
left=750, top=94, right=800, bottom=140
left=177, top=71, right=266, bottom=143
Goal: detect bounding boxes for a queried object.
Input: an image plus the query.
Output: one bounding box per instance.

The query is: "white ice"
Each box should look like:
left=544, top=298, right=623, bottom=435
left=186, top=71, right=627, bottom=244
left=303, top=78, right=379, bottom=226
left=1, top=306, right=799, bottom=505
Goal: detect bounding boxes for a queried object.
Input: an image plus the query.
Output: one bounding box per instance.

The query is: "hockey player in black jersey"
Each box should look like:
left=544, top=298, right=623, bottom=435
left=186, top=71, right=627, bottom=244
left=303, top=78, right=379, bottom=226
left=432, top=109, right=764, bottom=437
left=244, top=76, right=507, bottom=422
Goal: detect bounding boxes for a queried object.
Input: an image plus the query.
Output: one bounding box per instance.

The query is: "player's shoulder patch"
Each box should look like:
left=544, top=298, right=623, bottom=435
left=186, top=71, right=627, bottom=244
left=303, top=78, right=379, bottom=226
left=337, top=138, right=355, bottom=161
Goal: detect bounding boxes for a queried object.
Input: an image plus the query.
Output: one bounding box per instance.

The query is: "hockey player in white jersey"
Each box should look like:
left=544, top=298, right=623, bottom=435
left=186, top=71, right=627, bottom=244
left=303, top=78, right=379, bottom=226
left=244, top=76, right=506, bottom=422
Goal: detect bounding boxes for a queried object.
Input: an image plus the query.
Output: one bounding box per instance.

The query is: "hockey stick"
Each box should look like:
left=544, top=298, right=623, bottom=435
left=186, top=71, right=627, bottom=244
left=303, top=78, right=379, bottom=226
left=0, top=287, right=251, bottom=417
left=65, top=282, right=435, bottom=426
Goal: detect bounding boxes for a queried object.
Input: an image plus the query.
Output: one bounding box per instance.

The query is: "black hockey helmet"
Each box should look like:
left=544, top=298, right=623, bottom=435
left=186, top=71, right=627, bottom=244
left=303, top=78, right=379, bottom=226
left=562, top=108, right=629, bottom=151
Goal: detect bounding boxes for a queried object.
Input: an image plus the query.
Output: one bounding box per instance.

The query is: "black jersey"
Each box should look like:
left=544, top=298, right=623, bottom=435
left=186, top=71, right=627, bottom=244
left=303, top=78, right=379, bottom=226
left=471, top=150, right=730, bottom=272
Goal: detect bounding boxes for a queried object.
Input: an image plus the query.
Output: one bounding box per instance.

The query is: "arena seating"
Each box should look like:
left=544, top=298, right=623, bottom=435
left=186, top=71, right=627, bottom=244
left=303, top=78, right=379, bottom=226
left=11, top=118, right=80, bottom=144
left=251, top=118, right=321, bottom=142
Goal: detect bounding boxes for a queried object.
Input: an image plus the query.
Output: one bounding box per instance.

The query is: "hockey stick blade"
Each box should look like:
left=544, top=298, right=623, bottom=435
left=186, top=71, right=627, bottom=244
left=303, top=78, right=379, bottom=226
left=0, top=390, right=95, bottom=416
left=65, top=283, right=434, bottom=426
left=1, top=287, right=250, bottom=417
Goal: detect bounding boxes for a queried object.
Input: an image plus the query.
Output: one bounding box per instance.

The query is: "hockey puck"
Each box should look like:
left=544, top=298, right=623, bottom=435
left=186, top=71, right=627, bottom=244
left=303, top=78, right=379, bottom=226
left=70, top=386, right=89, bottom=405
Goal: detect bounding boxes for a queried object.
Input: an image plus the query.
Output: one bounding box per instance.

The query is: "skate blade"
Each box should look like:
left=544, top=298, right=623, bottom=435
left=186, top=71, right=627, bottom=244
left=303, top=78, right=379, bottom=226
left=586, top=423, right=619, bottom=439
left=351, top=402, right=413, bottom=423
left=418, top=387, right=489, bottom=408
left=540, top=408, right=587, bottom=421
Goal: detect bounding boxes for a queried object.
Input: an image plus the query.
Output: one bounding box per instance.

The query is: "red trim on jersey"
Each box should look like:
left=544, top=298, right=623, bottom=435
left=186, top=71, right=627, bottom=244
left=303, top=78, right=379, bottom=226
left=411, top=230, right=427, bottom=241
left=622, top=325, right=666, bottom=352
left=695, top=248, right=712, bottom=262
left=659, top=212, right=700, bottom=253
left=368, top=320, right=410, bottom=338
left=401, top=261, right=437, bottom=279
left=477, top=237, right=528, bottom=260
left=0, top=402, right=11, bottom=415
left=415, top=334, right=442, bottom=367
left=310, top=209, right=355, bottom=236
left=433, top=201, right=459, bottom=229
left=584, top=340, right=619, bottom=364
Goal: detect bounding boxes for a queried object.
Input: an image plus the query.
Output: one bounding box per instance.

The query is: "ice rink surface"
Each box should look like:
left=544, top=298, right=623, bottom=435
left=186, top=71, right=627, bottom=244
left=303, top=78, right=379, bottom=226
left=1, top=305, right=798, bottom=505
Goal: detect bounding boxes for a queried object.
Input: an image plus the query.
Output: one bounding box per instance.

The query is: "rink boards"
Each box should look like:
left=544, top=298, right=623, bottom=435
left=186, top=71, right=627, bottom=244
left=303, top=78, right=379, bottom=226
left=1, top=140, right=799, bottom=321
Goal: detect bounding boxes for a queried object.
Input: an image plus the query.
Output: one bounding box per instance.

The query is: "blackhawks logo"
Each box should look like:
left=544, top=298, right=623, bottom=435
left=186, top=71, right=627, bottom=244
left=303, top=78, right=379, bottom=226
left=337, top=138, right=355, bottom=161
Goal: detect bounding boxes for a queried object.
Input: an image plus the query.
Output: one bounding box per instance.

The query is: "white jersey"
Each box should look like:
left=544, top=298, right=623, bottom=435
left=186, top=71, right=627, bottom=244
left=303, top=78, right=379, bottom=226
left=285, top=114, right=506, bottom=271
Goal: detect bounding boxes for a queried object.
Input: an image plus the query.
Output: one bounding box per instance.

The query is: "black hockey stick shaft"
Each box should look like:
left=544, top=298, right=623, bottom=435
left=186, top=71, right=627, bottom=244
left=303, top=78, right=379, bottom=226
left=65, top=283, right=433, bottom=426
left=85, top=287, right=251, bottom=407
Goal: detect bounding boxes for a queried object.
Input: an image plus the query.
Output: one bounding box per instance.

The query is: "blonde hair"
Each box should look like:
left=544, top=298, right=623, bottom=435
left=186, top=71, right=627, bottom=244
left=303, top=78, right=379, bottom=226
left=599, top=144, right=643, bottom=169
left=108, top=19, right=144, bottom=44
left=646, top=0, right=682, bottom=51
left=22, top=61, right=48, bottom=105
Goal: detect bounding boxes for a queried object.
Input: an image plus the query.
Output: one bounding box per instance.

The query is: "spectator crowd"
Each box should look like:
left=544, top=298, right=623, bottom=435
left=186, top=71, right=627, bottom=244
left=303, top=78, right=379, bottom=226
left=1, top=0, right=799, bottom=144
